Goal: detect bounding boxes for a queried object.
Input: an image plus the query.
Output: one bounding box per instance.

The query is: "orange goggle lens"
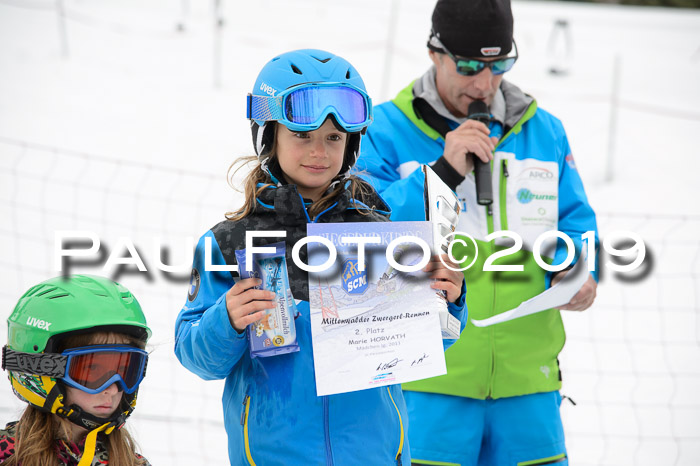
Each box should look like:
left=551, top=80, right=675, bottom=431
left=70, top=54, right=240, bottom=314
left=63, top=345, right=147, bottom=394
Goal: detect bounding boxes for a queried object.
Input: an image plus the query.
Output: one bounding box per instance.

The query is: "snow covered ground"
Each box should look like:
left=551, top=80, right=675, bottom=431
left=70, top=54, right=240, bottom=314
left=0, top=0, right=699, bottom=464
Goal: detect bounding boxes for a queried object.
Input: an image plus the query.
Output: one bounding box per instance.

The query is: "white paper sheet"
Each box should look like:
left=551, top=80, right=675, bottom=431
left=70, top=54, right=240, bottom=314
left=471, top=246, right=590, bottom=327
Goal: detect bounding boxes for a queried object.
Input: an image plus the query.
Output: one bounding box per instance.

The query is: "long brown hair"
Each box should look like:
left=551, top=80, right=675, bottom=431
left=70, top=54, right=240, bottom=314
left=226, top=125, right=377, bottom=221
left=7, top=332, right=148, bottom=466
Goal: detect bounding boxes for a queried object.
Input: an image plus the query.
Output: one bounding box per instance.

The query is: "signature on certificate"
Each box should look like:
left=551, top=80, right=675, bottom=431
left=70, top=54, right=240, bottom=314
left=376, top=358, right=402, bottom=371
left=411, top=353, right=429, bottom=367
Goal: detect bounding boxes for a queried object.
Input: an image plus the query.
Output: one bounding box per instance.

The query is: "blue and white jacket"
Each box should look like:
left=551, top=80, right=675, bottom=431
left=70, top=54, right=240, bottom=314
left=174, top=183, right=467, bottom=465
left=356, top=79, right=597, bottom=400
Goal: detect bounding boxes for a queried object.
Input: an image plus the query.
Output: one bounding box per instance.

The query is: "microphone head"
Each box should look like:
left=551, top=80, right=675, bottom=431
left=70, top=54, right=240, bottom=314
left=467, top=100, right=490, bottom=121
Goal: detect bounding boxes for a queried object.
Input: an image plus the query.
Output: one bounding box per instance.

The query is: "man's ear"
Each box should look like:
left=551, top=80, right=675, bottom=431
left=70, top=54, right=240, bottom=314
left=428, top=49, right=442, bottom=68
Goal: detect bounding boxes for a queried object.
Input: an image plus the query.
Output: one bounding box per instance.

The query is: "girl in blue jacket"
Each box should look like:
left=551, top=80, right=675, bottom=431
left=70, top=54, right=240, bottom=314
left=174, top=49, right=466, bottom=466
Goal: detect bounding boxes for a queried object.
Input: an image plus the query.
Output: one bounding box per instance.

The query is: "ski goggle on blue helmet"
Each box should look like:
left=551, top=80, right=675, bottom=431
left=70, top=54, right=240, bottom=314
left=246, top=82, right=373, bottom=133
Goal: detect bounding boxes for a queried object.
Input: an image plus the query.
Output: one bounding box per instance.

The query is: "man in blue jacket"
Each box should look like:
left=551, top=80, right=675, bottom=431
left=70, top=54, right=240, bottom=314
left=355, top=0, right=598, bottom=464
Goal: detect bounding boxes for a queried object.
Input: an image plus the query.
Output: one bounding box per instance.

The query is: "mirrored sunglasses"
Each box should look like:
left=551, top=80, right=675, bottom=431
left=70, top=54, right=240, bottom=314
left=431, top=32, right=518, bottom=77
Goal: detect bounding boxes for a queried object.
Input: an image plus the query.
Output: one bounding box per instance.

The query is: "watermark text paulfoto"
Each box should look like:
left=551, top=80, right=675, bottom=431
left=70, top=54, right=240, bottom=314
left=53, top=229, right=646, bottom=278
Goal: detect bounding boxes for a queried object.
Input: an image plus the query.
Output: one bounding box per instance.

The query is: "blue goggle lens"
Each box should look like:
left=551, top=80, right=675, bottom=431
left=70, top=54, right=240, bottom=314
left=285, top=86, right=368, bottom=125
left=247, top=84, right=371, bottom=131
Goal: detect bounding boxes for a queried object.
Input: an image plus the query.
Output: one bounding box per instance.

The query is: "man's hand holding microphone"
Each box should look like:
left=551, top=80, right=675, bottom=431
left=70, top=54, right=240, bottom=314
left=442, top=101, right=497, bottom=205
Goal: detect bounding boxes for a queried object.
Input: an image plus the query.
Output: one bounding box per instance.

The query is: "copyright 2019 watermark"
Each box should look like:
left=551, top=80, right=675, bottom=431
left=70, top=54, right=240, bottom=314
left=53, top=229, right=646, bottom=279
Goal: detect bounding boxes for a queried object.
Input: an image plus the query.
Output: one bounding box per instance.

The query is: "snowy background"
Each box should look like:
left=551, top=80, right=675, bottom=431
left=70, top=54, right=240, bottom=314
left=1, top=0, right=699, bottom=464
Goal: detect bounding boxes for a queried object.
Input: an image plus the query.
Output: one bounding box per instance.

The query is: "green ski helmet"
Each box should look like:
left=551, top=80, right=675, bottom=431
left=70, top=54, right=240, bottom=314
left=3, top=275, right=151, bottom=433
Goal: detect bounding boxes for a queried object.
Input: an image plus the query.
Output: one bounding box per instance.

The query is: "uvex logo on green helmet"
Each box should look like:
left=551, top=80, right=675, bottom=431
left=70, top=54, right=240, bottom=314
left=27, top=316, right=52, bottom=331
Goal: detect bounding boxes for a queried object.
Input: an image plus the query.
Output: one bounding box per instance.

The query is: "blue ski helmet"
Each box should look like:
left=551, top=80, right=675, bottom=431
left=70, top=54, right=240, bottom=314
left=247, top=49, right=372, bottom=178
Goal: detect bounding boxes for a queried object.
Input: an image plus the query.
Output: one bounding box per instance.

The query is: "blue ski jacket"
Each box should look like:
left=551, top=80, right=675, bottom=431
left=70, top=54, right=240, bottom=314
left=174, top=183, right=467, bottom=465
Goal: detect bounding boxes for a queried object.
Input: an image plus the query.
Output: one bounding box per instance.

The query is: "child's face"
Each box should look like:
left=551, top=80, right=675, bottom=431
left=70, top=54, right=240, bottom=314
left=276, top=119, right=347, bottom=201
left=60, top=333, right=135, bottom=420
left=64, top=382, right=122, bottom=419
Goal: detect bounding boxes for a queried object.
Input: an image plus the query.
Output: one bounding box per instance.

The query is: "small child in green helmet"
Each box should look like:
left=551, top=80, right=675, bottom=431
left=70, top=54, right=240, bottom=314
left=1, top=275, right=151, bottom=466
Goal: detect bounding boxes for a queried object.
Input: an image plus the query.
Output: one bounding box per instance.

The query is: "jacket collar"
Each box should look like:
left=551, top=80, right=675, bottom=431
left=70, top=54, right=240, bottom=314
left=413, top=66, right=507, bottom=126
left=254, top=183, right=391, bottom=225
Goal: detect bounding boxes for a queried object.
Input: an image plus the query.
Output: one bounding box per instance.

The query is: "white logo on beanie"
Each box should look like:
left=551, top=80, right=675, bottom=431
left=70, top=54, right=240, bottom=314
left=481, top=47, right=501, bottom=56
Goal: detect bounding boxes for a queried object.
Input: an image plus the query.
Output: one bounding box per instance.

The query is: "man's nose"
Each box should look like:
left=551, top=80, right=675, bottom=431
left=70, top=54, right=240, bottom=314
left=473, top=67, right=495, bottom=91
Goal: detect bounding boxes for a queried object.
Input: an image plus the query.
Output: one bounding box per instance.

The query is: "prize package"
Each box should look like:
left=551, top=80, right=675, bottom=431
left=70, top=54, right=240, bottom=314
left=235, top=242, right=299, bottom=357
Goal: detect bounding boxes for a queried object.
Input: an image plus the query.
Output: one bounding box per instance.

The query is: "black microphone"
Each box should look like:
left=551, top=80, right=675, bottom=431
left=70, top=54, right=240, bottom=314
left=467, top=100, right=492, bottom=206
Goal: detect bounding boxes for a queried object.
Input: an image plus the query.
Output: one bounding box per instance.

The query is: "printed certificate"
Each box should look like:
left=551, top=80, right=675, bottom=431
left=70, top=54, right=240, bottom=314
left=307, top=221, right=447, bottom=396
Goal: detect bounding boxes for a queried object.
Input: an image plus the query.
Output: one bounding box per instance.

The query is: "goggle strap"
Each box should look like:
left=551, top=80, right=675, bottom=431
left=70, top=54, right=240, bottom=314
left=248, top=94, right=285, bottom=121
left=2, top=347, right=68, bottom=378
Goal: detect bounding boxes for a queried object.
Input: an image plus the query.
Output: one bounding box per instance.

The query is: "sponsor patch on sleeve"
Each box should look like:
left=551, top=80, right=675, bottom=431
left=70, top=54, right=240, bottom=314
left=187, top=268, right=201, bottom=302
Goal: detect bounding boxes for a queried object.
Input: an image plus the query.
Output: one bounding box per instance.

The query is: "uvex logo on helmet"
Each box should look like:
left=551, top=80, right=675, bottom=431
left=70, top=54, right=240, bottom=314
left=26, top=316, right=52, bottom=331
left=259, top=82, right=277, bottom=97
left=481, top=47, right=501, bottom=56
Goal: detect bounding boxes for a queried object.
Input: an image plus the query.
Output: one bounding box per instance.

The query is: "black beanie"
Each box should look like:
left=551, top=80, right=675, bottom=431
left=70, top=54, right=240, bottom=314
left=428, top=0, right=513, bottom=58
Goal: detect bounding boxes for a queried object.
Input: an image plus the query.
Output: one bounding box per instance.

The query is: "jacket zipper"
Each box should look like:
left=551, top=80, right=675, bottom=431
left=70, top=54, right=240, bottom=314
left=500, top=159, right=509, bottom=231
left=323, top=396, right=334, bottom=466
left=487, top=233, right=497, bottom=399
left=241, top=394, right=256, bottom=465
left=386, top=387, right=405, bottom=465
left=483, top=157, right=509, bottom=399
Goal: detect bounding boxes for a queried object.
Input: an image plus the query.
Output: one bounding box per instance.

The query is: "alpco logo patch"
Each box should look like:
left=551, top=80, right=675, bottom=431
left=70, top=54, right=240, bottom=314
left=259, top=82, right=277, bottom=97
left=480, top=47, right=501, bottom=56
left=517, top=188, right=557, bottom=204
left=26, top=316, right=52, bottom=331
left=518, top=167, right=555, bottom=181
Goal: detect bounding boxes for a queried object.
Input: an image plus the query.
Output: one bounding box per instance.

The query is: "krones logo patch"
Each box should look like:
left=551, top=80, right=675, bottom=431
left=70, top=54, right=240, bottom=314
left=342, top=258, right=367, bottom=295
